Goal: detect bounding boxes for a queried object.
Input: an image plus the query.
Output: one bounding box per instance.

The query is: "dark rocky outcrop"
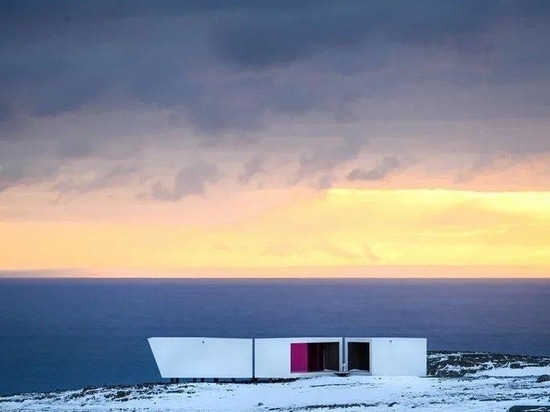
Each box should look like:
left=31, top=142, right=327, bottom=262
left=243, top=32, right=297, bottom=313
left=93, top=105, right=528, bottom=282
left=428, top=351, right=550, bottom=377
left=507, top=407, right=550, bottom=412
left=536, top=374, right=550, bottom=383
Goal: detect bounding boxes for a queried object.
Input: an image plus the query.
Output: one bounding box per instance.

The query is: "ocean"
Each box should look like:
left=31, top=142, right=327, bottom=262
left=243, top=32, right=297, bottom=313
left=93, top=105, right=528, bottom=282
left=0, top=278, right=548, bottom=395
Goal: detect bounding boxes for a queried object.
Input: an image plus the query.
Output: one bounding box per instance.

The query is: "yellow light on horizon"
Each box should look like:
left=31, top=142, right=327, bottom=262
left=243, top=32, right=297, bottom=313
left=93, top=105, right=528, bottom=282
left=0, top=188, right=549, bottom=277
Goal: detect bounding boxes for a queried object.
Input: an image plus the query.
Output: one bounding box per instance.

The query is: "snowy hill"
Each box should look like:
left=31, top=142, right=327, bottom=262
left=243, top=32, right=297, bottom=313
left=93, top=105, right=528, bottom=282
left=1, top=352, right=549, bottom=412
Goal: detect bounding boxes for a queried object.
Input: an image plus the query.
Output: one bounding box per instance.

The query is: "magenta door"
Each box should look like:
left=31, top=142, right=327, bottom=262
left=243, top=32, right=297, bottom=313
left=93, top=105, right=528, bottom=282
left=290, top=343, right=308, bottom=372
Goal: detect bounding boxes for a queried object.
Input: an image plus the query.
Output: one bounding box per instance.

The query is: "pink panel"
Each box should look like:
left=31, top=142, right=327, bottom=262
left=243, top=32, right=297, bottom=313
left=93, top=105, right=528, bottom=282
left=290, top=343, right=308, bottom=373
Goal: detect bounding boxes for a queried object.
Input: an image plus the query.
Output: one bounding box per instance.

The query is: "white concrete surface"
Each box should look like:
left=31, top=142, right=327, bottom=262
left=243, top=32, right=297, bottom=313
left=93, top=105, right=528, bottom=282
left=369, top=337, right=427, bottom=376
left=148, top=337, right=253, bottom=378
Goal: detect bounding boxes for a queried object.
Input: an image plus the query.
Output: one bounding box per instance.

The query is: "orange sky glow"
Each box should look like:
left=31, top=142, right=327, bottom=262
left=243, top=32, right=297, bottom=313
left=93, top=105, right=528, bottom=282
left=2, top=188, right=549, bottom=277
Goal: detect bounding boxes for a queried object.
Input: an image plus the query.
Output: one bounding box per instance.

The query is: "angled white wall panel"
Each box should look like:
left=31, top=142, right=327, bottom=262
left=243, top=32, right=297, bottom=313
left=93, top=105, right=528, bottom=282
left=148, top=337, right=253, bottom=378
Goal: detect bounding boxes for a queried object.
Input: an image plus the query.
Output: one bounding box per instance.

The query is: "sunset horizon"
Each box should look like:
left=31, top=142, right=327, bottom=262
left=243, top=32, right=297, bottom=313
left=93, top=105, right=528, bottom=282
left=3, top=186, right=550, bottom=277
left=1, top=1, right=549, bottom=279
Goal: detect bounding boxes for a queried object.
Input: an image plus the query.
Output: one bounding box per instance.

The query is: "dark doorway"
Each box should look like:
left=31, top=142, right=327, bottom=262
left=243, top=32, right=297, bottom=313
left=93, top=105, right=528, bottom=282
left=307, top=343, right=339, bottom=372
left=348, top=342, right=370, bottom=371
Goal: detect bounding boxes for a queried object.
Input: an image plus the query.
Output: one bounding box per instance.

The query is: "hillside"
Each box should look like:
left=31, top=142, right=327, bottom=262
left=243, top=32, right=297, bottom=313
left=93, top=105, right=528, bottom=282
left=1, top=352, right=549, bottom=412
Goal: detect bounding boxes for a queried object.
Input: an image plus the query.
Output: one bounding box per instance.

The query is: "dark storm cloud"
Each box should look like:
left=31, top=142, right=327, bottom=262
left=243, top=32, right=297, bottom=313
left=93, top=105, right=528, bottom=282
left=211, top=1, right=497, bottom=69
left=1, top=1, right=326, bottom=129
left=0, top=0, right=549, bottom=193
left=2, top=0, right=549, bottom=126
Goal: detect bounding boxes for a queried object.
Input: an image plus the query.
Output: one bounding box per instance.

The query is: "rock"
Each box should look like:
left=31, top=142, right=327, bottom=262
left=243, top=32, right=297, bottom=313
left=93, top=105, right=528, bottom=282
left=507, top=407, right=550, bottom=412
left=114, top=390, right=129, bottom=399
left=537, top=374, right=550, bottom=383
left=388, top=402, right=398, bottom=407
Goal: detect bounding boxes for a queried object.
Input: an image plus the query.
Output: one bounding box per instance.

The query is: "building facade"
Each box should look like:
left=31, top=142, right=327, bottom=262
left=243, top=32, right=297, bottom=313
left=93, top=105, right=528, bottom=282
left=148, top=336, right=427, bottom=379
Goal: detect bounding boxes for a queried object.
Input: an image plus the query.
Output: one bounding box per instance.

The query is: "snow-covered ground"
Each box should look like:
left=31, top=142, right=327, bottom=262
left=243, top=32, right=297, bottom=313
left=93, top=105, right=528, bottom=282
left=2, top=353, right=549, bottom=412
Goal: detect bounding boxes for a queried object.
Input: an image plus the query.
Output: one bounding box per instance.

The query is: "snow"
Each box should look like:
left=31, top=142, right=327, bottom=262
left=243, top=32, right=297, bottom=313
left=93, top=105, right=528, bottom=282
left=478, top=366, right=550, bottom=377
left=1, top=373, right=549, bottom=412
left=2, top=352, right=548, bottom=412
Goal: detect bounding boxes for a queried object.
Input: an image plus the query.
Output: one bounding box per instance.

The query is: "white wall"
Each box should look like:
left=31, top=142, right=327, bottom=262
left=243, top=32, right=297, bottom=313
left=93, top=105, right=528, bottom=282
left=148, top=337, right=253, bottom=378
left=369, top=338, right=427, bottom=376
left=254, top=337, right=342, bottom=378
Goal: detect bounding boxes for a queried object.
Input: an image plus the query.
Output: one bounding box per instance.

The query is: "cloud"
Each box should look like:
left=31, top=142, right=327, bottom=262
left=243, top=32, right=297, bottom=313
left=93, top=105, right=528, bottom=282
left=313, top=240, right=363, bottom=261
left=239, top=155, right=266, bottom=184
left=53, top=164, right=138, bottom=194
left=210, top=1, right=496, bottom=69
left=0, top=1, right=549, bottom=196
left=362, top=245, right=381, bottom=262
left=1, top=1, right=548, bottom=129
left=262, top=240, right=363, bottom=261
left=347, top=156, right=401, bottom=181
left=295, top=136, right=366, bottom=182
left=150, top=162, right=221, bottom=202
left=0, top=141, right=63, bottom=192
left=314, top=175, right=333, bottom=190
left=453, top=154, right=505, bottom=184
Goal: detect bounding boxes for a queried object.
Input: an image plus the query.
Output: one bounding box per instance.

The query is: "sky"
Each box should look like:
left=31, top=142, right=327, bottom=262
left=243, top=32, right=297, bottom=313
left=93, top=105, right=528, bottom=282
left=0, top=0, right=549, bottom=277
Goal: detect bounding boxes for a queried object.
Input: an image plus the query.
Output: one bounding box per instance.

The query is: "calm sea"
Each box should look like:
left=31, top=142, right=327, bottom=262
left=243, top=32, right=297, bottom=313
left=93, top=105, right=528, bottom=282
left=0, top=278, right=548, bottom=395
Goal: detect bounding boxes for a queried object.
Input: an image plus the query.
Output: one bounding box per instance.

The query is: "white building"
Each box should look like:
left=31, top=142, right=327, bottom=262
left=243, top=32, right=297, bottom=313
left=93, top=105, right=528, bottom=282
left=148, top=336, right=427, bottom=379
